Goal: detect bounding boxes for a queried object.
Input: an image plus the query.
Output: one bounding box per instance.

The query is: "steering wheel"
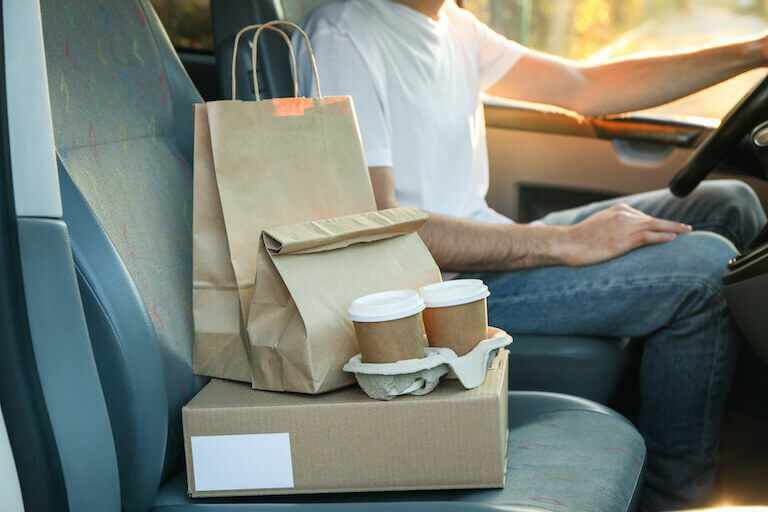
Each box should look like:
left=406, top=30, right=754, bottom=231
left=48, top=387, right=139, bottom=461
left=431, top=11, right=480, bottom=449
left=669, top=74, right=768, bottom=197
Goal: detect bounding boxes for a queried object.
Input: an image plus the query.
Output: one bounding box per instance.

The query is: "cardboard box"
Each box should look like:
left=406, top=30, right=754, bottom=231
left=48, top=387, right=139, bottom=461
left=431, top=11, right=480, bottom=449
left=183, top=349, right=509, bottom=497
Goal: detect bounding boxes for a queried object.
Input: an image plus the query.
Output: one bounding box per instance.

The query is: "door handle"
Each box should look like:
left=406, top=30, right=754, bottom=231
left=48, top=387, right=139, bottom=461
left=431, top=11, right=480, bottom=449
left=611, top=139, right=675, bottom=166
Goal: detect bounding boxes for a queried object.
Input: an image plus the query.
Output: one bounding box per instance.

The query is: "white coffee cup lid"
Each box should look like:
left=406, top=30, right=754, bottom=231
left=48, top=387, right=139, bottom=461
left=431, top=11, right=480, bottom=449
left=348, top=290, right=425, bottom=323
left=418, top=279, right=490, bottom=308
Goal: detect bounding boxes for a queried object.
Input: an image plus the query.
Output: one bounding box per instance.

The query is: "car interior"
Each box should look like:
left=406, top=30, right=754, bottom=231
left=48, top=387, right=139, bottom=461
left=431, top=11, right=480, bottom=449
left=2, top=0, right=768, bottom=510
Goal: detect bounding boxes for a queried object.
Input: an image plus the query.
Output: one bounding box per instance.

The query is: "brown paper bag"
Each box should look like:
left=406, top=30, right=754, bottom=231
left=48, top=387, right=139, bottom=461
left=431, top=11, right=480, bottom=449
left=192, top=21, right=376, bottom=381
left=248, top=207, right=442, bottom=394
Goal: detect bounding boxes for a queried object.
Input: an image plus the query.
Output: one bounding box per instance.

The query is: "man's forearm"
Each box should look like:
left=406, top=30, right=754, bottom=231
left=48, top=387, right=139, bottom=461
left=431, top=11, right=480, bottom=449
left=491, top=32, right=768, bottom=117
left=575, top=35, right=767, bottom=116
left=368, top=165, right=567, bottom=271
left=419, top=205, right=692, bottom=272
left=418, top=212, right=566, bottom=272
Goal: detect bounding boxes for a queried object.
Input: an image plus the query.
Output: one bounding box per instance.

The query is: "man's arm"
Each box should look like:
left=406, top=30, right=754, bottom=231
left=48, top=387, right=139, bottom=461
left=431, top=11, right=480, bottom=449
left=488, top=33, right=768, bottom=117
left=370, top=167, right=691, bottom=272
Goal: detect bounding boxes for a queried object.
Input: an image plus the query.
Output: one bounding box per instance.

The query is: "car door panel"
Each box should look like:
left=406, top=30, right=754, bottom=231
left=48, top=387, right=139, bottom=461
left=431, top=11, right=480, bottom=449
left=484, top=100, right=768, bottom=221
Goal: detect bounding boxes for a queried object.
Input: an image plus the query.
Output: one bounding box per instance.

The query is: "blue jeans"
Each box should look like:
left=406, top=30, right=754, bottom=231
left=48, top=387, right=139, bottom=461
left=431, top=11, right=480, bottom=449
left=459, top=180, right=766, bottom=511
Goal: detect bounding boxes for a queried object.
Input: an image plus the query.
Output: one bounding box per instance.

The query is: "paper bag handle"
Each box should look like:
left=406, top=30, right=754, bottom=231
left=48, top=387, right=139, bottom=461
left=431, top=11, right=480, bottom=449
left=231, top=24, right=298, bottom=100
left=252, top=21, right=323, bottom=101
left=231, top=21, right=323, bottom=101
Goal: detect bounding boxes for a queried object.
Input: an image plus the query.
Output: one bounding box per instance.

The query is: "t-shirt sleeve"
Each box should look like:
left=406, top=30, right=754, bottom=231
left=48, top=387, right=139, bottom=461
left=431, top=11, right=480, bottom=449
left=460, top=9, right=528, bottom=92
left=294, top=29, right=393, bottom=168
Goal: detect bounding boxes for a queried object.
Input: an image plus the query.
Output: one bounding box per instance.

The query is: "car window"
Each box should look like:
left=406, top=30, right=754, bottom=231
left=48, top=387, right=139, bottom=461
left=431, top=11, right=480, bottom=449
left=150, top=0, right=213, bottom=52
left=463, top=0, right=768, bottom=119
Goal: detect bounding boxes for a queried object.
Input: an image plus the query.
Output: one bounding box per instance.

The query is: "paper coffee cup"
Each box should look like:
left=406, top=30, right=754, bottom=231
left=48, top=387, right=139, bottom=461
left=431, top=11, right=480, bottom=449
left=348, top=290, right=426, bottom=364
left=419, top=280, right=490, bottom=356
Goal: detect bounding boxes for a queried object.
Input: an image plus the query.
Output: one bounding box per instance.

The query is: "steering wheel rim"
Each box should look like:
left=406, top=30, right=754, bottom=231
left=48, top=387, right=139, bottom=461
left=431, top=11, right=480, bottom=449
left=669, top=73, right=768, bottom=197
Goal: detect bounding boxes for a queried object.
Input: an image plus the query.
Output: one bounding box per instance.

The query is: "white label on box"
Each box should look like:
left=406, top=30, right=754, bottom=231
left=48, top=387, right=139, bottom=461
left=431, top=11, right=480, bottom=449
left=191, top=433, right=294, bottom=491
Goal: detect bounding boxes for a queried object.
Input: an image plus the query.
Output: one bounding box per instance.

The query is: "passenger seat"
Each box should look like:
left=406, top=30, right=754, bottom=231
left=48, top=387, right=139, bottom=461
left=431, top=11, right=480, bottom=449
left=39, top=0, right=645, bottom=510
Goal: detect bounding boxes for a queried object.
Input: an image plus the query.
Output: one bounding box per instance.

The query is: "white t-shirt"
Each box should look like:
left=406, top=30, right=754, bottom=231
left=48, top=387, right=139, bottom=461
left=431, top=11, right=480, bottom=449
left=294, top=0, right=527, bottom=224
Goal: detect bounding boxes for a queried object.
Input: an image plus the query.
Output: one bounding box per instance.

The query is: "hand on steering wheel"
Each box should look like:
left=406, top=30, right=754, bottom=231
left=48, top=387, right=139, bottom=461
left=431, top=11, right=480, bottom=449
left=669, top=74, right=768, bottom=196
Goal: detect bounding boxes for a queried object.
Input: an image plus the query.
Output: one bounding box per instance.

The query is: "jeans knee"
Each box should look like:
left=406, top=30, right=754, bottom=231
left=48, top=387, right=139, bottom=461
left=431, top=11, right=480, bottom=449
left=713, top=180, right=765, bottom=226
left=692, top=180, right=765, bottom=248
left=670, top=232, right=736, bottom=310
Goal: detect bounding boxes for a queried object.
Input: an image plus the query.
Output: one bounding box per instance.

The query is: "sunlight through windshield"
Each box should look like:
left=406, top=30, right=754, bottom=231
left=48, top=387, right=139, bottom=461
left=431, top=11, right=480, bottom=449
left=464, top=0, right=768, bottom=119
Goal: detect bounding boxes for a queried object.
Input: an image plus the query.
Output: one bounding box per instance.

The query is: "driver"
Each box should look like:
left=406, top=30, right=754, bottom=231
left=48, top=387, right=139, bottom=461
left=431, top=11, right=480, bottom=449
left=294, top=1, right=768, bottom=510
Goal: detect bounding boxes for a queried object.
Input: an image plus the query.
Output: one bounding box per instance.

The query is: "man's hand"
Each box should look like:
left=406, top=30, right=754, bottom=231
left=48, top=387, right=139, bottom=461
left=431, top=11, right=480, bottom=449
left=369, top=167, right=691, bottom=272
left=557, top=203, right=692, bottom=267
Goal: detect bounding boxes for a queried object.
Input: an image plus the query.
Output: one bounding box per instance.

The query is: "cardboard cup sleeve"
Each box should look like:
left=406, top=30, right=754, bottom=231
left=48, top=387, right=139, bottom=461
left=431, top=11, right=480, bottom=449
left=419, top=280, right=490, bottom=356
left=348, top=290, right=426, bottom=364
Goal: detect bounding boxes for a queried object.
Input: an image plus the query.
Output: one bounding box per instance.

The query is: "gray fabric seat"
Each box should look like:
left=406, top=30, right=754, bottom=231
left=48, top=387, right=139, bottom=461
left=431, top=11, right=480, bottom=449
left=508, top=336, right=637, bottom=404
left=210, top=0, right=638, bottom=405
left=150, top=393, right=645, bottom=512
left=39, top=1, right=645, bottom=511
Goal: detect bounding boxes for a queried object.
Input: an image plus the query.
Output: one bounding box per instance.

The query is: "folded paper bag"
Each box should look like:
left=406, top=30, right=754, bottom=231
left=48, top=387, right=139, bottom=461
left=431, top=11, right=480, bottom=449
left=248, top=207, right=442, bottom=394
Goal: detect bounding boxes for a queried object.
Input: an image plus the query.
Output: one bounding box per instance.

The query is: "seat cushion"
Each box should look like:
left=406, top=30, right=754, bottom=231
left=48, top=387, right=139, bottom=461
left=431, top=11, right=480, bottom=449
left=507, top=336, right=638, bottom=404
left=152, top=392, right=645, bottom=512
left=457, top=402, right=645, bottom=510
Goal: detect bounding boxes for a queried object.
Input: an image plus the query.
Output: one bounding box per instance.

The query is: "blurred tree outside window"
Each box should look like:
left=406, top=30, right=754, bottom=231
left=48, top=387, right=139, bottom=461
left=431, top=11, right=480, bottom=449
left=151, top=0, right=213, bottom=51
left=463, top=0, right=768, bottom=119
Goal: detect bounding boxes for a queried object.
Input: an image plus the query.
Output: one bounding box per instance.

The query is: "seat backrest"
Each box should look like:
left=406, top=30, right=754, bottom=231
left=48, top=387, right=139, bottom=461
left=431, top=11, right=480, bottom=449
left=210, top=0, right=330, bottom=101
left=39, top=1, right=205, bottom=511
left=279, top=0, right=330, bottom=23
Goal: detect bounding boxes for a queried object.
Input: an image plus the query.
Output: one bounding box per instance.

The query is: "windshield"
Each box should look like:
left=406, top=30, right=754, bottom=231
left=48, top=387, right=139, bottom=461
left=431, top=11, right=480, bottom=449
left=464, top=0, right=768, bottom=119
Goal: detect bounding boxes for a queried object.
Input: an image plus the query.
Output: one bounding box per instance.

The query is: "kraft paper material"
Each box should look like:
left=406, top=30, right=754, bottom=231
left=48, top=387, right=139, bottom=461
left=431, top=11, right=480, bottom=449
left=248, top=207, right=442, bottom=394
left=183, top=350, right=508, bottom=497
left=192, top=96, right=376, bottom=382
left=423, top=298, right=489, bottom=356
left=353, top=314, right=425, bottom=364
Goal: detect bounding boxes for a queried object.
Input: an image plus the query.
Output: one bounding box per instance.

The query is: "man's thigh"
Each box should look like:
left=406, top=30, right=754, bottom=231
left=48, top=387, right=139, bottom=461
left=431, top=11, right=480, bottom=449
left=537, top=180, right=751, bottom=228
left=459, top=232, right=737, bottom=337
